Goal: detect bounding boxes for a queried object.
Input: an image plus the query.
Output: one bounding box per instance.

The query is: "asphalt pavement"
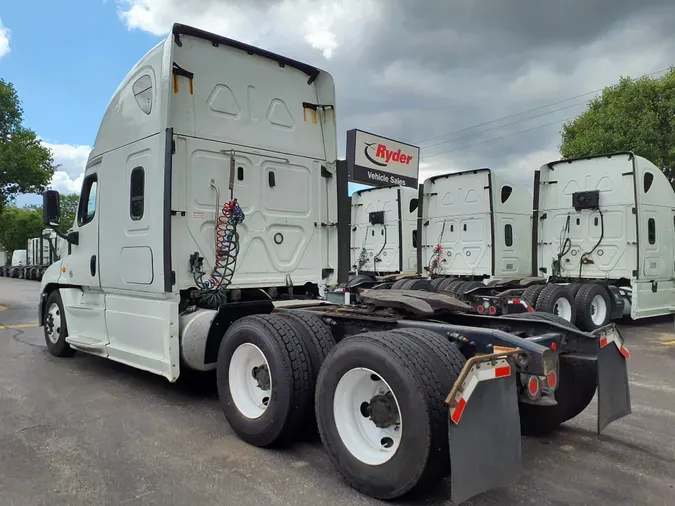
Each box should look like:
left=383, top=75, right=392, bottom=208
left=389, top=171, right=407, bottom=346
left=0, top=277, right=674, bottom=505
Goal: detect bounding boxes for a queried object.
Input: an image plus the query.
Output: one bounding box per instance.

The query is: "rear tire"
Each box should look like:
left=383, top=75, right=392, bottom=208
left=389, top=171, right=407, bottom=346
left=277, top=312, right=336, bottom=433
left=429, top=277, right=447, bottom=292
left=402, top=278, right=430, bottom=291
left=457, top=280, right=484, bottom=295
left=316, top=331, right=454, bottom=499
left=346, top=275, right=375, bottom=288
left=444, top=279, right=465, bottom=293
left=574, top=284, right=612, bottom=331
left=519, top=355, right=597, bottom=435
left=217, top=315, right=312, bottom=447
left=522, top=284, right=546, bottom=308
left=438, top=278, right=458, bottom=292
left=391, top=279, right=408, bottom=289
left=44, top=290, right=76, bottom=357
left=568, top=283, right=584, bottom=299
left=535, top=284, right=576, bottom=323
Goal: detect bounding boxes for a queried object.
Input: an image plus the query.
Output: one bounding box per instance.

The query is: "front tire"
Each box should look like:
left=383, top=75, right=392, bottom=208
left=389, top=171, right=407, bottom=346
left=316, top=331, right=453, bottom=500
left=216, top=315, right=312, bottom=447
left=44, top=290, right=75, bottom=357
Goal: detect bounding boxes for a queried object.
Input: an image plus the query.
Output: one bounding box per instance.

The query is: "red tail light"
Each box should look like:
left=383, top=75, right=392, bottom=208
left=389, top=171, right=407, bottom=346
left=527, top=375, right=541, bottom=399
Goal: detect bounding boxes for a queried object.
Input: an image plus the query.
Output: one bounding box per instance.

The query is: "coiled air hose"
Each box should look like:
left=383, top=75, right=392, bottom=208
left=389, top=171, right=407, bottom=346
left=190, top=199, right=245, bottom=307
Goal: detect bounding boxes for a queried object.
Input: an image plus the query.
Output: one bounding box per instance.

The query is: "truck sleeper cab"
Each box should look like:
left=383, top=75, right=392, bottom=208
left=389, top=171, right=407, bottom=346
left=535, top=152, right=675, bottom=323
left=420, top=168, right=533, bottom=294
left=349, top=185, right=419, bottom=278
left=37, top=24, right=633, bottom=504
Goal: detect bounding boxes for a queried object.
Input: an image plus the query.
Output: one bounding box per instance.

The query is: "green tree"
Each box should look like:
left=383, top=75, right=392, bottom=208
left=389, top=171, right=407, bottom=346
left=59, top=193, right=79, bottom=231
left=0, top=205, right=44, bottom=258
left=560, top=68, right=675, bottom=188
left=0, top=79, right=57, bottom=213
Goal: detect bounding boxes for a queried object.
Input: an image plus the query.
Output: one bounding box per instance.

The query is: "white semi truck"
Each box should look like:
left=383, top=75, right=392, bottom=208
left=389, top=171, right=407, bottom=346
left=420, top=168, right=533, bottom=294
left=0, top=229, right=65, bottom=280
left=349, top=185, right=419, bottom=277
left=424, top=154, right=675, bottom=330
left=38, top=24, right=632, bottom=503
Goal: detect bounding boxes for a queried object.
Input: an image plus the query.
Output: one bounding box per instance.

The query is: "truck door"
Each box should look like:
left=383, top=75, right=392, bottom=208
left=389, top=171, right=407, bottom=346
left=67, top=170, right=101, bottom=288
left=58, top=166, right=109, bottom=353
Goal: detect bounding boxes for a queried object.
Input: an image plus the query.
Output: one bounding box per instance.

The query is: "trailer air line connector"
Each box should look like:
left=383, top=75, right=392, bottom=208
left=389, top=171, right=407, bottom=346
left=189, top=155, right=246, bottom=308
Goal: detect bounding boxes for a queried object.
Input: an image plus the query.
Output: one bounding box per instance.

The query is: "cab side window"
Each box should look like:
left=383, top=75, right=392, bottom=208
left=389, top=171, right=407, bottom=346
left=78, top=174, right=98, bottom=226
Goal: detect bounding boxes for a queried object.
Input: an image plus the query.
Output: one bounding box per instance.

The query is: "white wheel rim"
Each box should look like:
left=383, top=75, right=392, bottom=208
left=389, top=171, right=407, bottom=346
left=228, top=343, right=272, bottom=419
left=333, top=368, right=402, bottom=465
left=46, top=303, right=62, bottom=344
left=590, top=294, right=608, bottom=325
left=552, top=297, right=573, bottom=321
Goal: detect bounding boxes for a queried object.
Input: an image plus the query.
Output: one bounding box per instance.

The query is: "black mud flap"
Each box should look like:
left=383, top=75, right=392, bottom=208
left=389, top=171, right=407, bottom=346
left=446, top=353, right=521, bottom=504
left=596, top=325, right=631, bottom=433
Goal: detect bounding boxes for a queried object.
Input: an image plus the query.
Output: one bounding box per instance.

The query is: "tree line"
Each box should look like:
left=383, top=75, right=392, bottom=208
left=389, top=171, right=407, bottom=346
left=1, top=68, right=674, bottom=261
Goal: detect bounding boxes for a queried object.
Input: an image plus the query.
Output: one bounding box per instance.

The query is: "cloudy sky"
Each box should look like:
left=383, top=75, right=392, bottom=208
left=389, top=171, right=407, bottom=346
left=2, top=0, right=675, bottom=203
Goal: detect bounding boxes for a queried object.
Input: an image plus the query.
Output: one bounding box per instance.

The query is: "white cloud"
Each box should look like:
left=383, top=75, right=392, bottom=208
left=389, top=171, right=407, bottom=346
left=116, top=0, right=378, bottom=59
left=41, top=142, right=91, bottom=195
left=0, top=18, right=11, bottom=59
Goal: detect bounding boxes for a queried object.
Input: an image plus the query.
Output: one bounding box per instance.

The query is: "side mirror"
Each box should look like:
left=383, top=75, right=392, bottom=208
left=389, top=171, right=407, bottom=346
left=42, top=190, right=61, bottom=227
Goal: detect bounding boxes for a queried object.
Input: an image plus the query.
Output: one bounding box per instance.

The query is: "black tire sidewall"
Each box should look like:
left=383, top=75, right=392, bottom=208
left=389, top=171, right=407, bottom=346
left=44, top=291, right=72, bottom=356
left=316, top=339, right=431, bottom=499
left=536, top=284, right=576, bottom=322
left=523, top=284, right=546, bottom=307
left=575, top=284, right=612, bottom=330
left=429, top=278, right=447, bottom=292
left=217, top=320, right=297, bottom=447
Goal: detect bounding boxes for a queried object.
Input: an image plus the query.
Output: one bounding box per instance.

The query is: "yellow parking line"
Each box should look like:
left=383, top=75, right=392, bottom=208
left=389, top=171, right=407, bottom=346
left=0, top=322, right=39, bottom=329
left=663, top=340, right=675, bottom=346
left=0, top=305, right=7, bottom=311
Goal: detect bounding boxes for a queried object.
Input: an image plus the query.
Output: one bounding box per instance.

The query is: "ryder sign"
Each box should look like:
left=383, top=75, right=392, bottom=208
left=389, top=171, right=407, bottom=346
left=346, top=129, right=420, bottom=187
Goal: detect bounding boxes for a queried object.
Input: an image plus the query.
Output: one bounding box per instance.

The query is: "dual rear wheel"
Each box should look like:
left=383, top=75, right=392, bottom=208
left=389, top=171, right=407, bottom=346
left=217, top=315, right=466, bottom=499
left=522, top=283, right=612, bottom=330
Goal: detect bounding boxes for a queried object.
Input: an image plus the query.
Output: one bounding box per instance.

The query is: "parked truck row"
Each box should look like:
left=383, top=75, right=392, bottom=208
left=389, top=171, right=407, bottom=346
left=0, top=229, right=66, bottom=280
left=31, top=24, right=634, bottom=504
left=345, top=156, right=675, bottom=331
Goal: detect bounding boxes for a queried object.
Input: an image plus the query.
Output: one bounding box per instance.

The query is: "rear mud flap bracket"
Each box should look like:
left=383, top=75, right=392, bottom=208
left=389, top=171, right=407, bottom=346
left=597, top=326, right=631, bottom=433
left=446, top=354, right=521, bottom=504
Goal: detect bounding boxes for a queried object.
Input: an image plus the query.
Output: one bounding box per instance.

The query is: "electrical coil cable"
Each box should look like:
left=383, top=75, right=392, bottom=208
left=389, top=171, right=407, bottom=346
left=373, top=224, right=387, bottom=275
left=427, top=243, right=444, bottom=276
left=427, top=221, right=447, bottom=274
left=190, top=199, right=245, bottom=308
left=552, top=215, right=572, bottom=279
left=579, top=209, right=604, bottom=280
left=355, top=226, right=370, bottom=272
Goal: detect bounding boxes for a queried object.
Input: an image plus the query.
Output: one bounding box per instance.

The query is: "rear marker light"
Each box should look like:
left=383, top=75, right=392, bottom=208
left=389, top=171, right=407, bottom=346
left=476, top=304, right=485, bottom=313
left=547, top=371, right=557, bottom=389
left=488, top=306, right=497, bottom=315
left=527, top=376, right=540, bottom=398
left=551, top=342, right=557, bottom=351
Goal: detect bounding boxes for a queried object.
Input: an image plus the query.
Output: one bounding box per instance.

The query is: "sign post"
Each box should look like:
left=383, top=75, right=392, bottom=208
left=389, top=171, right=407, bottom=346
left=346, top=129, right=420, bottom=188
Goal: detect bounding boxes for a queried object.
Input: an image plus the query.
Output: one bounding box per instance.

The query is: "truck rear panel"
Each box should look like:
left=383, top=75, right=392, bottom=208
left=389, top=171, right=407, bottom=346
left=169, top=26, right=338, bottom=291
left=350, top=186, right=418, bottom=275
left=536, top=154, right=637, bottom=280
left=423, top=169, right=493, bottom=277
